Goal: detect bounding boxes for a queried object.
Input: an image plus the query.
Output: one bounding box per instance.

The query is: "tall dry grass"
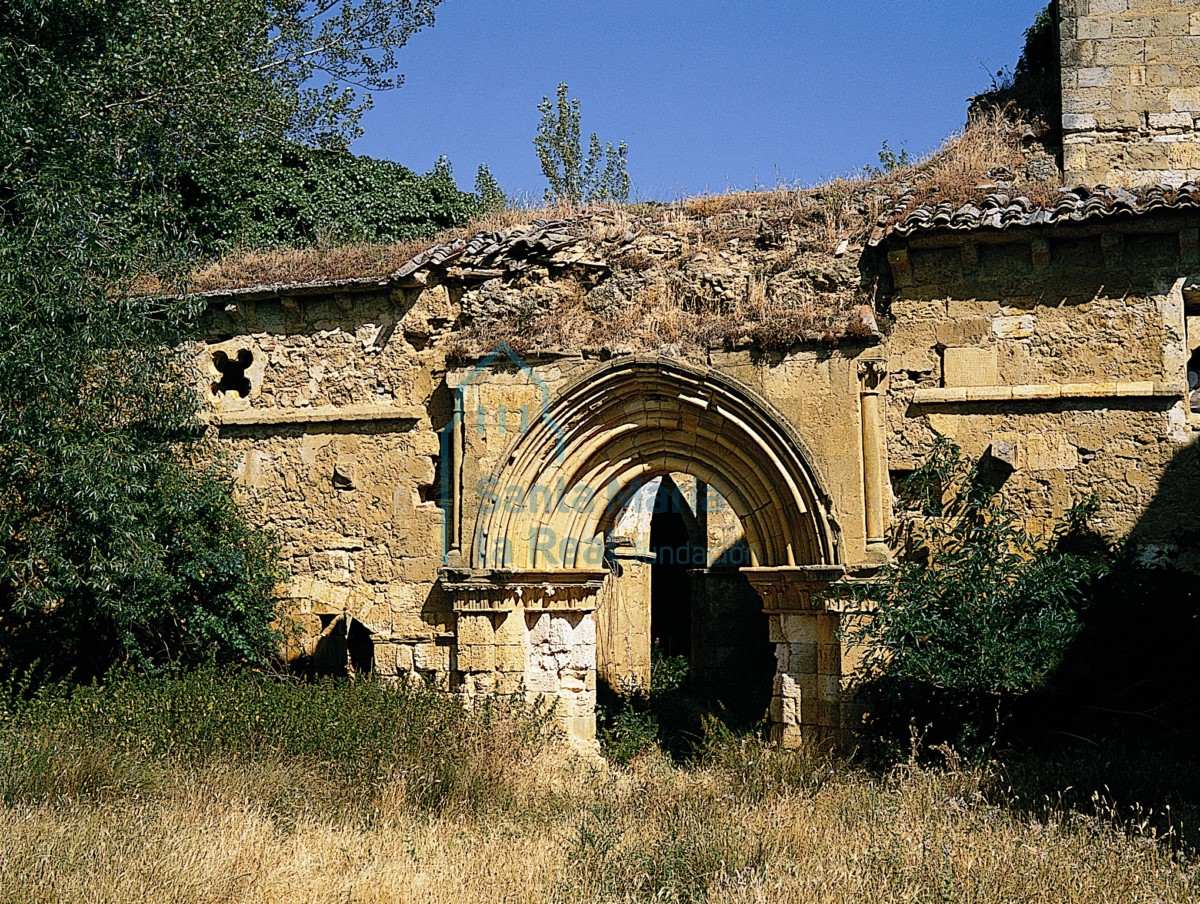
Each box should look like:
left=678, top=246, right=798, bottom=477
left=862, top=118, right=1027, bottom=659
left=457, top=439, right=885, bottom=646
left=1, top=746, right=1194, bottom=903
left=0, top=675, right=1195, bottom=903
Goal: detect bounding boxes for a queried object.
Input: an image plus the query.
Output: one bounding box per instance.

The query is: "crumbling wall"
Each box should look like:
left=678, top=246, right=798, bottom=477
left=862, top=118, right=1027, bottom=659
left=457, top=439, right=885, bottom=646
left=201, top=286, right=458, bottom=681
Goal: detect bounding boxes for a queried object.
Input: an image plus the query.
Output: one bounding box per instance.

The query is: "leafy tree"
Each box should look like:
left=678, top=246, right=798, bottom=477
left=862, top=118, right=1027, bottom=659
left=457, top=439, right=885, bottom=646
left=534, top=83, right=630, bottom=204
left=0, top=0, right=445, bottom=682
left=971, top=3, right=1060, bottom=126
left=474, top=163, right=507, bottom=214
left=843, top=438, right=1111, bottom=755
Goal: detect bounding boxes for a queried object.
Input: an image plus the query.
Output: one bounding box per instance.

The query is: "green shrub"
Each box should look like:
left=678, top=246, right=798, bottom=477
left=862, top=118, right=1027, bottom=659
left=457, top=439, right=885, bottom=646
left=844, top=439, right=1111, bottom=756
left=597, top=643, right=697, bottom=763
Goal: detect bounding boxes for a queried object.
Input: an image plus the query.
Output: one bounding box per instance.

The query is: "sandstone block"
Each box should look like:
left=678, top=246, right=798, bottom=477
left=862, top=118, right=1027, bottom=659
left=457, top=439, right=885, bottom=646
left=1077, top=17, right=1114, bottom=39
left=1063, top=87, right=1111, bottom=113
left=819, top=675, right=840, bottom=703
left=457, top=614, right=494, bottom=647
left=559, top=670, right=587, bottom=693
left=782, top=696, right=798, bottom=725
left=943, top=347, right=998, bottom=388
left=817, top=701, right=841, bottom=729
left=493, top=610, right=525, bottom=645
left=1150, top=111, right=1195, bottom=128
left=524, top=667, right=557, bottom=695
left=1148, top=36, right=1200, bottom=66
left=526, top=612, right=551, bottom=646
left=993, top=314, right=1035, bottom=340
left=1168, top=144, right=1200, bottom=168
left=816, top=614, right=840, bottom=646
left=1096, top=109, right=1145, bottom=129
left=779, top=614, right=818, bottom=644
left=768, top=615, right=785, bottom=644
left=564, top=715, right=595, bottom=741
left=1094, top=38, right=1146, bottom=66
left=789, top=642, right=818, bottom=675
left=1024, top=433, right=1080, bottom=472
left=817, top=643, right=840, bottom=676
left=548, top=616, right=572, bottom=651
left=935, top=317, right=989, bottom=348
left=457, top=643, right=495, bottom=673
left=1061, top=38, right=1097, bottom=67
left=1147, top=64, right=1183, bottom=87
left=494, top=672, right=524, bottom=694
left=396, top=644, right=414, bottom=673
left=569, top=644, right=595, bottom=671
left=769, top=695, right=784, bottom=724
left=1076, top=66, right=1114, bottom=87
left=1112, top=86, right=1170, bottom=113
left=413, top=642, right=446, bottom=672
left=1114, top=12, right=1189, bottom=38
left=495, top=643, right=526, bottom=672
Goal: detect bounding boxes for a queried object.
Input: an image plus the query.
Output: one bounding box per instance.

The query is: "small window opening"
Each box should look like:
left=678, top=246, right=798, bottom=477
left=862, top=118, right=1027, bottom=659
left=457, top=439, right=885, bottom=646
left=211, top=348, right=252, bottom=398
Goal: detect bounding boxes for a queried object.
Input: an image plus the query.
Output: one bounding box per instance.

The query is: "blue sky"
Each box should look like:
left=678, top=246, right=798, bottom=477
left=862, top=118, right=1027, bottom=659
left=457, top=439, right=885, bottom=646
left=352, top=1, right=1049, bottom=202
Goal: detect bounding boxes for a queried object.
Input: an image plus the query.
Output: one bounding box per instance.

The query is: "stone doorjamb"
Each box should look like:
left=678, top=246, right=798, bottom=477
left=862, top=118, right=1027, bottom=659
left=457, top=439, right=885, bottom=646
left=742, top=565, right=857, bottom=747
left=440, top=568, right=608, bottom=740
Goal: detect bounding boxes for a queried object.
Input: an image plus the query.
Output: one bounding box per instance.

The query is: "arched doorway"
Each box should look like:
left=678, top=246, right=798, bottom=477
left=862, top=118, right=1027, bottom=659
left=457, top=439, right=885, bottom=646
left=596, top=472, right=775, bottom=734
left=453, top=357, right=846, bottom=744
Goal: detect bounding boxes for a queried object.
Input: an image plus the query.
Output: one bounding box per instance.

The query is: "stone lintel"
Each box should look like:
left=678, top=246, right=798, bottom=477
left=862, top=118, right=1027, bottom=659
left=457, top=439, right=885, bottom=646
left=911, top=381, right=1183, bottom=405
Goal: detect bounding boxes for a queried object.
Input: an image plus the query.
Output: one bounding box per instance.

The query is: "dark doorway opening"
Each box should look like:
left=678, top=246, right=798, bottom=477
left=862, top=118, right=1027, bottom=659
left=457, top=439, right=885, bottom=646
left=650, top=478, right=694, bottom=661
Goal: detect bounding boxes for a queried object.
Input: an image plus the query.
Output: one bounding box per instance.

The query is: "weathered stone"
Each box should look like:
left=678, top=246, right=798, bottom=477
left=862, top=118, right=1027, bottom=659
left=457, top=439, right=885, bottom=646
left=191, top=7, right=1200, bottom=751
left=943, top=347, right=999, bottom=388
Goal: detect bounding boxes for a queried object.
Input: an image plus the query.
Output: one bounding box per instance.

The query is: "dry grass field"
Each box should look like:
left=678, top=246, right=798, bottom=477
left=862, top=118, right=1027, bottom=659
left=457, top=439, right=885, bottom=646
left=0, top=674, right=1196, bottom=904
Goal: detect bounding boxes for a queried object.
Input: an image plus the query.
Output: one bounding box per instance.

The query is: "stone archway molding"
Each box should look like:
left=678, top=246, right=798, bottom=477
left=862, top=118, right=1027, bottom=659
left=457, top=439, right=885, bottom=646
left=470, top=355, right=842, bottom=571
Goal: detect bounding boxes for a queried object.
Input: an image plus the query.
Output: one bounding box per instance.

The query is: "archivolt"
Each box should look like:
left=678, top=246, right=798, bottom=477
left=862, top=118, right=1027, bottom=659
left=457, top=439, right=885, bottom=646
left=471, top=357, right=840, bottom=569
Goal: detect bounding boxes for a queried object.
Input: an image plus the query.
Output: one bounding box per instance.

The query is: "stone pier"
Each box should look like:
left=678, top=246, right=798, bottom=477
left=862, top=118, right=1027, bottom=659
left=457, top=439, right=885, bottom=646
left=744, top=566, right=868, bottom=747
left=440, top=568, right=607, bottom=740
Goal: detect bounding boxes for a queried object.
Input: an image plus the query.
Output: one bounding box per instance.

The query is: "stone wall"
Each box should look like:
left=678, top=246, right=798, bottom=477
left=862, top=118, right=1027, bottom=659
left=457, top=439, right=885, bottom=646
left=200, top=285, right=457, bottom=683
left=883, top=216, right=1199, bottom=545
left=195, top=202, right=1200, bottom=745
left=1060, top=0, right=1200, bottom=186
left=199, top=277, right=884, bottom=742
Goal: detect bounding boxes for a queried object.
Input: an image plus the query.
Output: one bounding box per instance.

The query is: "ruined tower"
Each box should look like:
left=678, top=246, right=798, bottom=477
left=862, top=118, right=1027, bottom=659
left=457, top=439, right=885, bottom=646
left=1060, top=0, right=1200, bottom=187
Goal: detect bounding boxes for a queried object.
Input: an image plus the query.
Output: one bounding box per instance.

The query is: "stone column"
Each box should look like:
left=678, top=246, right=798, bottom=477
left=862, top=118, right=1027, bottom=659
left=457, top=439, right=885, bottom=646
left=440, top=568, right=607, bottom=741
left=859, top=361, right=889, bottom=561
left=743, top=565, right=845, bottom=747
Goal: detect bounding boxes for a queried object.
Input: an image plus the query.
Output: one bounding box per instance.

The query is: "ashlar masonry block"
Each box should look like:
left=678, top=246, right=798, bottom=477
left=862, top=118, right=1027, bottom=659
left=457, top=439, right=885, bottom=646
left=943, top=347, right=999, bottom=388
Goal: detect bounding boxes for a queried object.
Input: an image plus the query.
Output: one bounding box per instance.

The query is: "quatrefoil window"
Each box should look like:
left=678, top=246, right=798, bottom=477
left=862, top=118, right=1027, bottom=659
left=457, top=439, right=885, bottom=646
left=211, top=348, right=253, bottom=399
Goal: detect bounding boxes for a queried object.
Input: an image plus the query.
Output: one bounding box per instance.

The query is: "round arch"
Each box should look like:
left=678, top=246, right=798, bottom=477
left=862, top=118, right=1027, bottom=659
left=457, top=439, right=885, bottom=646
left=470, top=357, right=841, bottom=571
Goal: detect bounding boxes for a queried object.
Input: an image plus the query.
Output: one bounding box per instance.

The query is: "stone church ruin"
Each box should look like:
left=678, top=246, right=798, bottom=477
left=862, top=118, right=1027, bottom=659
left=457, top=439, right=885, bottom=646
left=194, top=0, right=1200, bottom=744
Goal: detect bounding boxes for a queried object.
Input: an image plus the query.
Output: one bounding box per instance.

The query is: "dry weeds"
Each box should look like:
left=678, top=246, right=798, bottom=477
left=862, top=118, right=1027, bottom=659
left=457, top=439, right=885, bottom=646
left=1, top=740, right=1194, bottom=904
left=183, top=108, right=1043, bottom=295
left=160, top=110, right=1051, bottom=356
